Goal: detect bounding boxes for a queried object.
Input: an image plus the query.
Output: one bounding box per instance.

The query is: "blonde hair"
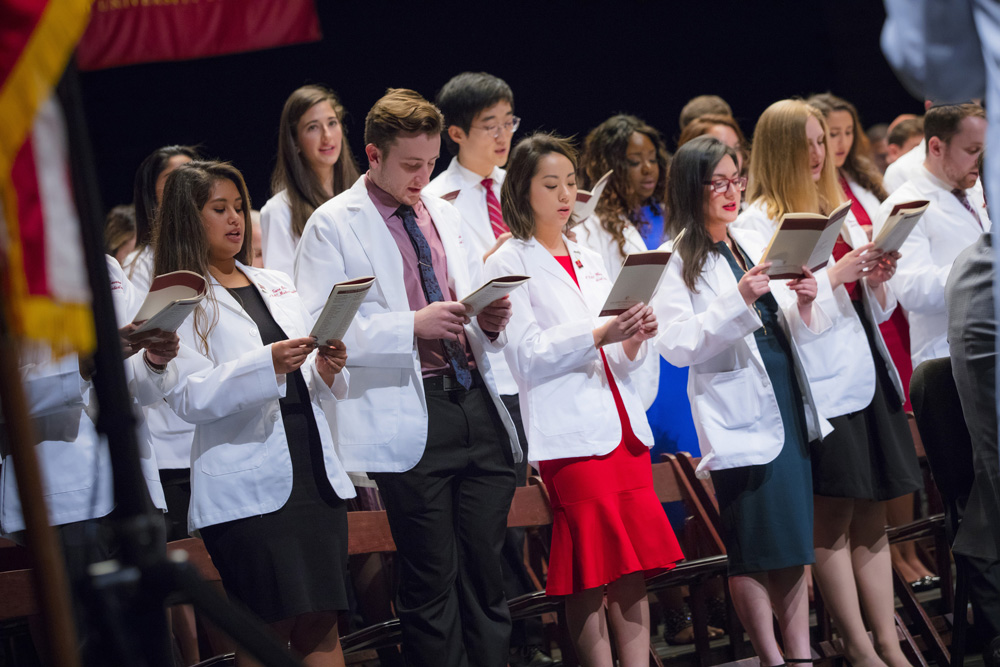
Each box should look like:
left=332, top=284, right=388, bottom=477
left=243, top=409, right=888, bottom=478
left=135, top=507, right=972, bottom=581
left=747, top=99, right=843, bottom=221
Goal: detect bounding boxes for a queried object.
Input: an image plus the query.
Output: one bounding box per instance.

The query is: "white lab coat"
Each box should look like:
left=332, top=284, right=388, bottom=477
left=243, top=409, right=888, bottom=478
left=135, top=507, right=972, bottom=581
left=152, top=263, right=355, bottom=531
left=293, top=177, right=521, bottom=473
left=873, top=165, right=991, bottom=368
left=424, top=158, right=517, bottom=396
left=484, top=236, right=652, bottom=465
left=883, top=139, right=927, bottom=194
left=573, top=214, right=661, bottom=409
left=259, top=189, right=297, bottom=280
left=733, top=203, right=904, bottom=417
left=1, top=257, right=167, bottom=535
left=121, top=244, right=195, bottom=469
left=652, top=231, right=833, bottom=478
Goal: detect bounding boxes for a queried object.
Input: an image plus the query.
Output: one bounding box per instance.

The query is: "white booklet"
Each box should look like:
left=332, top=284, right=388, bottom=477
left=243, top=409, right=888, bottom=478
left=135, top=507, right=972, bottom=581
left=461, top=275, right=530, bottom=316
left=132, top=270, right=207, bottom=333
left=872, top=199, right=930, bottom=253
left=309, top=276, right=376, bottom=342
left=573, top=169, right=613, bottom=221
left=759, top=200, right=852, bottom=279
left=599, top=250, right=672, bottom=316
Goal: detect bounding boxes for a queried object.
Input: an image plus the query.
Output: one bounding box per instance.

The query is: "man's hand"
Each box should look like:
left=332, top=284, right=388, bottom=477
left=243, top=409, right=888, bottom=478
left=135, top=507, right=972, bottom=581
left=476, top=296, right=512, bottom=335
left=414, top=301, right=471, bottom=341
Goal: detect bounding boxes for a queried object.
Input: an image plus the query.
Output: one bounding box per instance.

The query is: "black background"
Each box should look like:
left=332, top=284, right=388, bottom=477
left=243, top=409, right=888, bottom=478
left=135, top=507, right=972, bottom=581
left=79, top=0, right=922, bottom=213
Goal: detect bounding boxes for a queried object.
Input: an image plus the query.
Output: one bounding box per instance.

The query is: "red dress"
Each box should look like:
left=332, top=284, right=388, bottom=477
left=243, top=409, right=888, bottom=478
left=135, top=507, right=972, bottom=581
left=838, top=176, right=914, bottom=410
left=537, top=255, right=684, bottom=596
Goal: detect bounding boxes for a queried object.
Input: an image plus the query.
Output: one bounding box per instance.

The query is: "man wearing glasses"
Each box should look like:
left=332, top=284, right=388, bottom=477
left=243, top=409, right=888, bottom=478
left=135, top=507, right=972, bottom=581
left=426, top=73, right=554, bottom=667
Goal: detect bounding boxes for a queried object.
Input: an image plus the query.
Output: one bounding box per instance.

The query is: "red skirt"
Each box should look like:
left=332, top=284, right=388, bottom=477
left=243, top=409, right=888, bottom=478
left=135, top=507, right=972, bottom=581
left=538, top=353, right=684, bottom=596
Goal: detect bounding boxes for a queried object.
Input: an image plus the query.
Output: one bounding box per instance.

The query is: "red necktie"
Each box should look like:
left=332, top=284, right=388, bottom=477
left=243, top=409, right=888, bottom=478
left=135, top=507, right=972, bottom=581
left=952, top=188, right=984, bottom=229
left=482, top=178, right=508, bottom=238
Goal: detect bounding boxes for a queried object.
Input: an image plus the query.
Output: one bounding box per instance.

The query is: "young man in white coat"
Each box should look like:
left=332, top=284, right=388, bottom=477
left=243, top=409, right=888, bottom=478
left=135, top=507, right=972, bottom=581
left=425, top=72, right=553, bottom=667
left=874, top=103, right=990, bottom=370
left=294, top=88, right=520, bottom=667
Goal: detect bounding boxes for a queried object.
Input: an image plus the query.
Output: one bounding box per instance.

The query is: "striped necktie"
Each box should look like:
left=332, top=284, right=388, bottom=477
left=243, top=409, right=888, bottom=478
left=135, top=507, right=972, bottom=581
left=397, top=204, right=472, bottom=389
left=482, top=178, right=508, bottom=238
left=952, top=188, right=984, bottom=229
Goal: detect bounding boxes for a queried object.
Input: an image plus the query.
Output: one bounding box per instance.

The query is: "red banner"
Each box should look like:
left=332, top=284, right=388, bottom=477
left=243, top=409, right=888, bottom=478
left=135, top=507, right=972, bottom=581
left=76, top=0, right=321, bottom=71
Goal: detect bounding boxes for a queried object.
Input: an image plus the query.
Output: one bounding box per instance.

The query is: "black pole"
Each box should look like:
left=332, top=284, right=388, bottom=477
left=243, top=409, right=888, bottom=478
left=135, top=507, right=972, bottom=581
left=56, top=57, right=301, bottom=667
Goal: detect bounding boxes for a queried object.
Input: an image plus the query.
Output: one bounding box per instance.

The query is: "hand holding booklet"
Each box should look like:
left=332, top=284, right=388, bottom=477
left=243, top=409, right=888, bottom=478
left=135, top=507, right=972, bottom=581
left=461, top=275, right=530, bottom=316
left=309, top=276, right=376, bottom=343
left=132, top=271, right=208, bottom=333
left=599, top=250, right=672, bottom=316
left=758, top=200, right=852, bottom=279
left=871, top=200, right=929, bottom=254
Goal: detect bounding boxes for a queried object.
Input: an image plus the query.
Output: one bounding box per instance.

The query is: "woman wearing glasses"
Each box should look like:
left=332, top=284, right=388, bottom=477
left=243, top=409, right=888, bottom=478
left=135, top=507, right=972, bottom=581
left=485, top=133, right=683, bottom=667
left=732, top=100, right=916, bottom=667
left=654, top=135, right=829, bottom=667
left=260, top=85, right=360, bottom=278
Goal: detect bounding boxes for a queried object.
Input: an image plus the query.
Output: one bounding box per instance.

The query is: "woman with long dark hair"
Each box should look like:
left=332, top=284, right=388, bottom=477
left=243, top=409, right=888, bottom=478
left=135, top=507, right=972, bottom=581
left=153, top=160, right=355, bottom=667
left=260, top=85, right=360, bottom=277
left=654, top=135, right=828, bottom=666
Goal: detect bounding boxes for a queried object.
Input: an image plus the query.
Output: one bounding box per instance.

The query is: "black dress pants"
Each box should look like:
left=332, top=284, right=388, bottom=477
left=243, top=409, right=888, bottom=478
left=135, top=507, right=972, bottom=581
left=373, top=380, right=516, bottom=667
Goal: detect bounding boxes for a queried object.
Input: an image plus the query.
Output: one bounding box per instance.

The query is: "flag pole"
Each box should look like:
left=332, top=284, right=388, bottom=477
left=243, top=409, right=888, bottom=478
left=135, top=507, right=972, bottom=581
left=0, top=314, right=81, bottom=667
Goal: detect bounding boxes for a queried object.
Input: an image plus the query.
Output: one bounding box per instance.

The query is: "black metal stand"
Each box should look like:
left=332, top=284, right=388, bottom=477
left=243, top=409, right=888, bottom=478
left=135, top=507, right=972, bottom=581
left=57, top=59, right=299, bottom=667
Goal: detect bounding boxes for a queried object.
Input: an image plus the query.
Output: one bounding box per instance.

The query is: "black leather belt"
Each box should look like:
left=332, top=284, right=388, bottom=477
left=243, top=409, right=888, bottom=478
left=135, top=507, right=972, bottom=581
left=423, top=370, right=484, bottom=392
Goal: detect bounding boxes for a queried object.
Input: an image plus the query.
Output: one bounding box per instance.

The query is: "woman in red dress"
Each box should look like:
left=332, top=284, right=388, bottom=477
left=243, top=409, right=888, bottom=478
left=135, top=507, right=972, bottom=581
left=484, top=133, right=683, bottom=667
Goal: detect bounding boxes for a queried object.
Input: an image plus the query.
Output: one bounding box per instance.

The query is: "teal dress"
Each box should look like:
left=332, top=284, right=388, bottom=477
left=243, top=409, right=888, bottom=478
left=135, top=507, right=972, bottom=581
left=709, top=241, right=814, bottom=575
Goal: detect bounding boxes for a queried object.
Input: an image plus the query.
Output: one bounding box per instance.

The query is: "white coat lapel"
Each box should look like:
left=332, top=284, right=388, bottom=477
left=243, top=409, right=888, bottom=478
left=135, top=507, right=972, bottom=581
left=346, top=194, right=409, bottom=312
left=570, top=244, right=612, bottom=316
left=458, top=188, right=496, bottom=253
left=700, top=251, right=724, bottom=296
left=531, top=239, right=588, bottom=308
left=242, top=264, right=302, bottom=336
left=211, top=273, right=256, bottom=326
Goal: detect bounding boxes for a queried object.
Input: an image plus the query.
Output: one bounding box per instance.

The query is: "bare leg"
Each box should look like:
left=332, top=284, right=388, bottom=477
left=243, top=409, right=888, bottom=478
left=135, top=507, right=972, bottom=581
left=852, top=500, right=913, bottom=667
left=169, top=604, right=200, bottom=665
left=766, top=566, right=812, bottom=664
left=812, top=495, right=885, bottom=667
left=606, top=572, right=650, bottom=667
left=729, top=573, right=783, bottom=666
left=235, top=618, right=293, bottom=667
left=565, top=585, right=612, bottom=667
left=885, top=494, right=934, bottom=582
left=289, top=611, right=345, bottom=667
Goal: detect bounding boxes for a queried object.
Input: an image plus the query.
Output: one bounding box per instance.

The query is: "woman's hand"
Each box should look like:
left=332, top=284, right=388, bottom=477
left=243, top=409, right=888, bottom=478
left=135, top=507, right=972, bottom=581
left=482, top=232, right=512, bottom=263
left=143, top=332, right=180, bottom=369
left=788, top=266, right=818, bottom=328
left=622, top=307, right=657, bottom=360
left=865, top=250, right=900, bottom=289
left=271, top=337, right=316, bottom=375
left=738, top=263, right=772, bottom=306
left=316, top=339, right=347, bottom=387
left=827, top=243, right=882, bottom=289
left=593, top=302, right=646, bottom=348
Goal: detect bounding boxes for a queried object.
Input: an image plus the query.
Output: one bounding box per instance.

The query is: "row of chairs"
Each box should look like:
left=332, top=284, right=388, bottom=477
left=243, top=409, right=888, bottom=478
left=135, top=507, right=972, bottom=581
left=0, top=436, right=966, bottom=667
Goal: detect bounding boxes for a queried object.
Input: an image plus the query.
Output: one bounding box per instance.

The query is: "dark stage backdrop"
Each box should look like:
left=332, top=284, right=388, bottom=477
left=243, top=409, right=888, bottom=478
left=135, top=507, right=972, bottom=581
left=79, top=0, right=921, bottom=214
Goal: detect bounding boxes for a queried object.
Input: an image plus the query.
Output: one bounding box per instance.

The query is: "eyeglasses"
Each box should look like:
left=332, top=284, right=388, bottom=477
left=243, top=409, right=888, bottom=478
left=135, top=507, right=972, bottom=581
left=703, top=176, right=748, bottom=194
left=472, top=116, right=521, bottom=138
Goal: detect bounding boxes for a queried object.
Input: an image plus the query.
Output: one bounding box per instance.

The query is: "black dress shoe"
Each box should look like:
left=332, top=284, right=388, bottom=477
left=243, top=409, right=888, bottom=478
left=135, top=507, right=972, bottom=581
left=909, top=575, right=940, bottom=592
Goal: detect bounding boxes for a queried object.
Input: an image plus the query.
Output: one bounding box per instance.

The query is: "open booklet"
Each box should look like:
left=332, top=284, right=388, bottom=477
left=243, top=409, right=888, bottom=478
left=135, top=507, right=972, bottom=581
left=872, top=200, right=930, bottom=254
left=132, top=271, right=208, bottom=333
left=573, top=169, right=613, bottom=221
left=599, top=250, right=672, bottom=316
left=759, top=200, right=852, bottom=280
left=461, top=275, right=530, bottom=316
left=309, top=276, right=376, bottom=342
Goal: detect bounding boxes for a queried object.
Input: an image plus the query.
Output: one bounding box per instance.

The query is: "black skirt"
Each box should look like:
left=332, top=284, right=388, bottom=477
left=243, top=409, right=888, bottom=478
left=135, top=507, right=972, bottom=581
left=810, top=300, right=922, bottom=501
left=200, top=284, right=349, bottom=623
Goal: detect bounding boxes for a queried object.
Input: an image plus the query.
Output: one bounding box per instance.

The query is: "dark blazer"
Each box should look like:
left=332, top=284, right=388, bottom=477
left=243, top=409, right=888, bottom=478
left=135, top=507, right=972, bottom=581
left=947, top=233, right=1000, bottom=561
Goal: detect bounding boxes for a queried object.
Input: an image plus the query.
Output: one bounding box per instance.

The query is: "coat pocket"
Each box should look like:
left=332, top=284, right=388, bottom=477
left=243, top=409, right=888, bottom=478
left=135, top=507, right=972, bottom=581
left=692, top=368, right=761, bottom=430
left=197, top=412, right=270, bottom=476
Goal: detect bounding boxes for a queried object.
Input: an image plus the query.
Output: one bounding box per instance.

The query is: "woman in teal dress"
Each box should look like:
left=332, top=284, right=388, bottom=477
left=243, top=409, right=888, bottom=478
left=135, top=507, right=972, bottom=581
left=653, top=136, right=830, bottom=667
